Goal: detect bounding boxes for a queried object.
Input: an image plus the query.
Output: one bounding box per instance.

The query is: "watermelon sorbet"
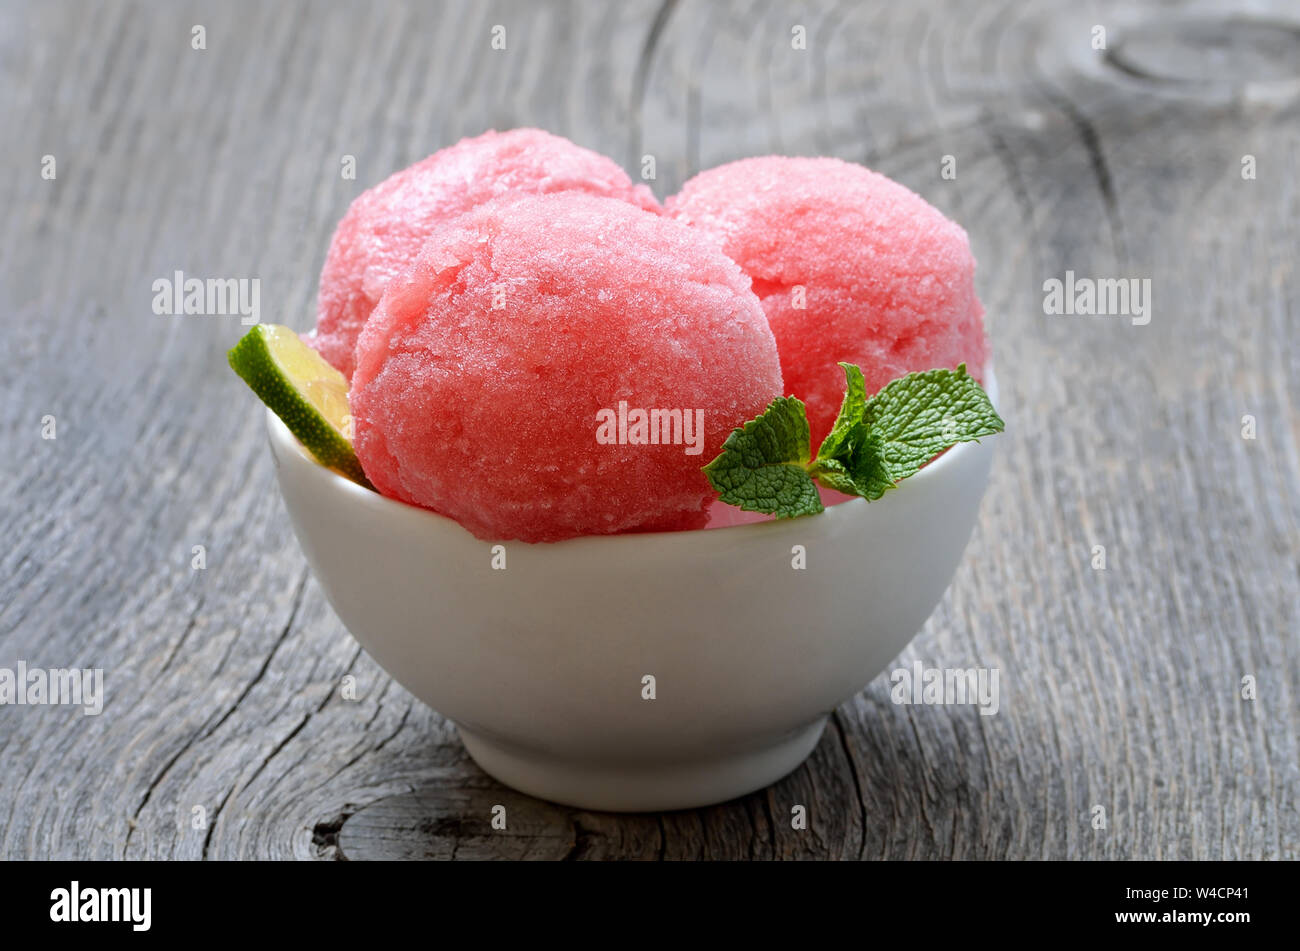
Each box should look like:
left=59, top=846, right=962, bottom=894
left=348, top=192, right=784, bottom=543
left=668, top=156, right=988, bottom=444
left=311, top=128, right=660, bottom=379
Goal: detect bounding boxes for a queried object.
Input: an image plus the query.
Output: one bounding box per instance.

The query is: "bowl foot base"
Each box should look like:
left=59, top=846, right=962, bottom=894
left=456, top=717, right=828, bottom=813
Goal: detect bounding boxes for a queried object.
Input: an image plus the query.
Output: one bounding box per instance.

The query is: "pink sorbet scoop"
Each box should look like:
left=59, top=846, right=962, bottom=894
left=312, top=128, right=659, bottom=379
left=349, top=192, right=784, bottom=543
left=668, top=156, right=988, bottom=445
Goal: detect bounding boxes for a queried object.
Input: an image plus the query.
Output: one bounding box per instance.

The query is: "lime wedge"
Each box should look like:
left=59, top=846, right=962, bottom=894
left=228, top=324, right=370, bottom=486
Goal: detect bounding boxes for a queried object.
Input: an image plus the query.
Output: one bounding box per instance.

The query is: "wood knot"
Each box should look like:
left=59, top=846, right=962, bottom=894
left=1105, top=16, right=1300, bottom=85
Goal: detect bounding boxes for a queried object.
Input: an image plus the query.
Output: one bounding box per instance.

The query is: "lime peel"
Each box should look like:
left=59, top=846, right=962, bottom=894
left=228, top=324, right=371, bottom=487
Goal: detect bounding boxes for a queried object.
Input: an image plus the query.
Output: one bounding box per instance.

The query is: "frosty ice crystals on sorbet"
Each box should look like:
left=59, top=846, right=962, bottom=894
left=310, top=128, right=661, bottom=379
left=668, top=156, right=988, bottom=444
left=348, top=192, right=784, bottom=543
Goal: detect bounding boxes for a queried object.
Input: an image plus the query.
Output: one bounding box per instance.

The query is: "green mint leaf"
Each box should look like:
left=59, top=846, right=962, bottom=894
left=702, top=396, right=824, bottom=518
left=810, top=425, right=896, bottom=499
left=703, top=363, right=1003, bottom=517
left=809, top=363, right=1003, bottom=500
left=816, top=362, right=867, bottom=462
left=861, top=363, right=1003, bottom=481
left=808, top=363, right=896, bottom=499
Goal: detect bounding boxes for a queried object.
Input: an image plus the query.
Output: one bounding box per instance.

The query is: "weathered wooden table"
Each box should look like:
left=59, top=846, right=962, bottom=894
left=2, top=0, right=1296, bottom=860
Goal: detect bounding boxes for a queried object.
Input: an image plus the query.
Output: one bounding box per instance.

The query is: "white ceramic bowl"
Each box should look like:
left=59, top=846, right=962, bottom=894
left=267, top=368, right=998, bottom=811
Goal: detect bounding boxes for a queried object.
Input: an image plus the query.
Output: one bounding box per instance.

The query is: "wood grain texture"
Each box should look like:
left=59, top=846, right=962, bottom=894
left=0, top=0, right=1296, bottom=860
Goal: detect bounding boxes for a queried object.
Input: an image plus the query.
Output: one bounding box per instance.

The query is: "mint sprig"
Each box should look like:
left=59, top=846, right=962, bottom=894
left=703, top=363, right=1003, bottom=518
left=701, top=397, right=824, bottom=517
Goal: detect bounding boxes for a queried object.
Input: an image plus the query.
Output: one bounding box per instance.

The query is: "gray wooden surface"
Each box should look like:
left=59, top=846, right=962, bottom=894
left=1, top=0, right=1296, bottom=860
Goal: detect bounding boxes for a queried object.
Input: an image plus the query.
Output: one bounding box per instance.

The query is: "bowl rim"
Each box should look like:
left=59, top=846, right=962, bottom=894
left=268, top=361, right=998, bottom=545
